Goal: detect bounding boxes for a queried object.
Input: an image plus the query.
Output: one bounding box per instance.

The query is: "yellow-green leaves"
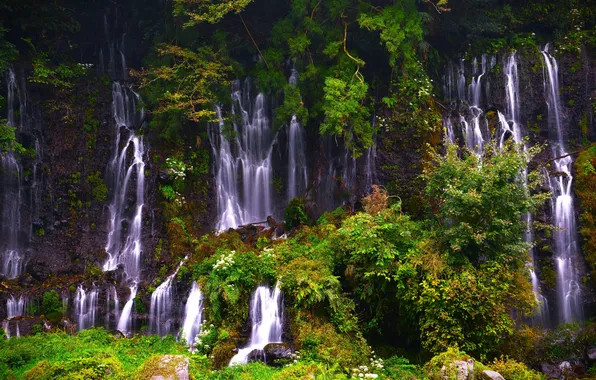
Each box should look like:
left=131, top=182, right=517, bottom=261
left=174, top=0, right=254, bottom=27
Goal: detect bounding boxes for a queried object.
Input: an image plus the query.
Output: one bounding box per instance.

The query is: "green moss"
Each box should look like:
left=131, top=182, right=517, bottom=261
left=540, top=259, right=556, bottom=290
left=575, top=144, right=596, bottom=285
left=87, top=171, right=108, bottom=202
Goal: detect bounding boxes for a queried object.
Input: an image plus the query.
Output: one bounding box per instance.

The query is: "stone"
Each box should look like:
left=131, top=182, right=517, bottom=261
left=481, top=370, right=505, bottom=380
left=26, top=260, right=50, bottom=281
left=264, top=343, right=292, bottom=364
left=147, top=355, right=189, bottom=380
left=540, top=362, right=561, bottom=379
left=440, top=359, right=474, bottom=380
left=245, top=343, right=292, bottom=366
left=588, top=347, right=596, bottom=360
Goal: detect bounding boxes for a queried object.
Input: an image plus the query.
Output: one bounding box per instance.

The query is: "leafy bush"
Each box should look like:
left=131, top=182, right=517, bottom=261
left=42, top=290, right=63, bottom=315
left=489, top=357, right=544, bottom=380
left=285, top=197, right=310, bottom=230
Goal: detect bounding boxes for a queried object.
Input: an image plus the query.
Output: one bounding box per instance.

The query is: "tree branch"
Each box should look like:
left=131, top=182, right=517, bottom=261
left=239, top=14, right=269, bottom=69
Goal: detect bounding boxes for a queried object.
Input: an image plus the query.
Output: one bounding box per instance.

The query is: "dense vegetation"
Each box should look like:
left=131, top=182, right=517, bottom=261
left=1, top=0, right=596, bottom=379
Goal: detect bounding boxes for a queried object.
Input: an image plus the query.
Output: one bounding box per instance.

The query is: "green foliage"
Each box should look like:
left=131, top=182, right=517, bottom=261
left=160, top=185, right=176, bottom=201
left=41, top=290, right=62, bottom=315
left=0, top=328, right=191, bottom=379
left=489, top=357, right=544, bottom=380
left=135, top=44, right=232, bottom=123
left=284, top=197, right=310, bottom=230
left=274, top=84, right=308, bottom=129
left=425, top=348, right=472, bottom=380
left=359, top=3, right=423, bottom=67
left=0, top=120, right=24, bottom=154
left=575, top=144, right=596, bottom=285
left=321, top=77, right=372, bottom=157
left=29, top=53, right=88, bottom=89
left=174, top=0, right=254, bottom=26
left=383, top=356, right=424, bottom=380
left=424, top=141, right=548, bottom=265
left=24, top=355, right=123, bottom=380
left=0, top=25, right=17, bottom=73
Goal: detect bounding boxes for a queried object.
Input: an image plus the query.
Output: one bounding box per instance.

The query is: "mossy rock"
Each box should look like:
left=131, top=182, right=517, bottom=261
left=212, top=341, right=236, bottom=370
left=135, top=355, right=190, bottom=380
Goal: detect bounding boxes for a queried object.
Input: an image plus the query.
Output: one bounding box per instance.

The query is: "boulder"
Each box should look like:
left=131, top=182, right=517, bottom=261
left=246, top=343, right=292, bottom=366
left=145, top=355, right=189, bottom=380
left=481, top=370, right=505, bottom=380
left=441, top=359, right=474, bottom=380
left=264, top=343, right=292, bottom=364
left=540, top=362, right=561, bottom=379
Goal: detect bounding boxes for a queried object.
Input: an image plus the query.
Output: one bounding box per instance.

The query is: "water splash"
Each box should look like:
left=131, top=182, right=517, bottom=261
left=117, top=285, right=136, bottom=336
left=149, top=259, right=187, bottom=336
left=541, top=44, right=583, bottom=324
left=74, top=285, right=98, bottom=331
left=180, top=282, right=203, bottom=346
left=229, top=285, right=284, bottom=366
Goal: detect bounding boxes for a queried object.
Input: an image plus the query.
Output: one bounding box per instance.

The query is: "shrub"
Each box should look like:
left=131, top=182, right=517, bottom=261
left=489, top=357, right=543, bottom=380
left=42, top=290, right=63, bottom=315
left=285, top=197, right=310, bottom=230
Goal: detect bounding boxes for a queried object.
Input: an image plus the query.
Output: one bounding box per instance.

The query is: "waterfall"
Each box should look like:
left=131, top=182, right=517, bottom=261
left=62, top=291, right=69, bottom=314
left=287, top=116, right=308, bottom=201
left=103, top=82, right=145, bottom=280
left=229, top=285, right=284, bottom=366
left=541, top=45, right=583, bottom=323
left=74, top=285, right=98, bottom=331
left=286, top=67, right=308, bottom=202
left=106, top=285, right=120, bottom=329
left=7, top=295, right=27, bottom=318
left=210, top=79, right=274, bottom=230
left=1, top=67, right=25, bottom=279
left=180, top=281, right=203, bottom=346
left=499, top=53, right=548, bottom=323
left=149, top=258, right=186, bottom=336
left=443, top=53, right=549, bottom=324
left=117, top=285, right=136, bottom=336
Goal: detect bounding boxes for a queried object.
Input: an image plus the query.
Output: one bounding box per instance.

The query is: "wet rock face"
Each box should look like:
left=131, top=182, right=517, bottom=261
left=246, top=343, right=292, bottom=366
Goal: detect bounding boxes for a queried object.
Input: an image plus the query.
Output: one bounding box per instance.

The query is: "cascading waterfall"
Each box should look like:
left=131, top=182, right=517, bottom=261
left=103, top=82, right=145, bottom=279
left=286, top=68, right=308, bottom=201
left=210, top=79, right=274, bottom=230
left=74, top=285, right=98, bottom=331
left=1, top=67, right=25, bottom=279
left=117, top=285, right=136, bottom=336
left=499, top=53, right=548, bottom=323
left=287, top=116, right=308, bottom=201
left=444, top=53, right=549, bottom=323
left=61, top=291, right=69, bottom=314
left=7, top=295, right=27, bottom=318
left=149, top=258, right=187, bottom=336
left=180, top=281, right=203, bottom=347
left=541, top=45, right=583, bottom=323
left=229, top=285, right=284, bottom=366
left=103, top=82, right=145, bottom=334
